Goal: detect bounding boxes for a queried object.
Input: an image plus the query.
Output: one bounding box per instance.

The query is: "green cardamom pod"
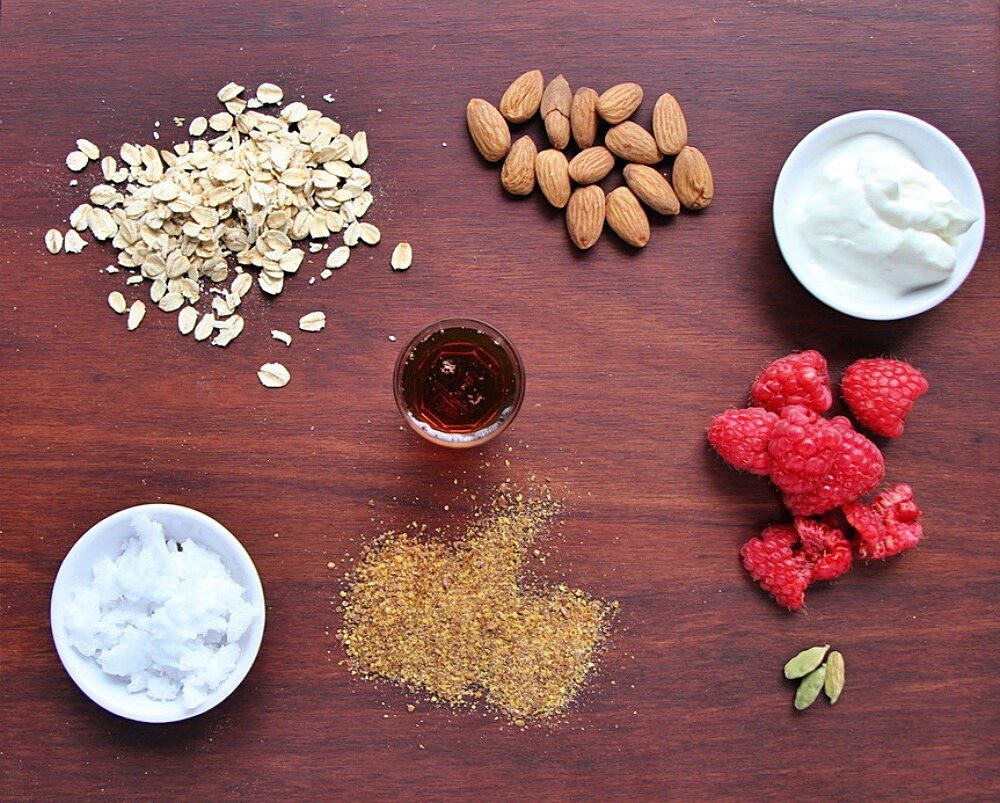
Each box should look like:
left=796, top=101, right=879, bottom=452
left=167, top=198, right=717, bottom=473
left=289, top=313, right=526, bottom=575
left=794, top=665, right=827, bottom=710
left=783, top=644, right=830, bottom=679
left=825, top=650, right=845, bottom=704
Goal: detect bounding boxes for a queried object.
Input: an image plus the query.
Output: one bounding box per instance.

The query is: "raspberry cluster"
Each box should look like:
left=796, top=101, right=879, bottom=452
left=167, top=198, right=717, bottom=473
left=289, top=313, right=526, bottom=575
left=709, top=351, right=929, bottom=610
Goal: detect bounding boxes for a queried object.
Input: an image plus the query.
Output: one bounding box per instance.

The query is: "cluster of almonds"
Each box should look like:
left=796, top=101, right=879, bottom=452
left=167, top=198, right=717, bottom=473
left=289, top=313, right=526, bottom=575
left=466, top=71, right=714, bottom=250
left=44, top=81, right=411, bottom=369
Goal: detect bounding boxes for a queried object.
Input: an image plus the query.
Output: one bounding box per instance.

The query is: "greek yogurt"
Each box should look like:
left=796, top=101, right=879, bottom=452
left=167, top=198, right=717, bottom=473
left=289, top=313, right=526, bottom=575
left=794, top=133, right=978, bottom=298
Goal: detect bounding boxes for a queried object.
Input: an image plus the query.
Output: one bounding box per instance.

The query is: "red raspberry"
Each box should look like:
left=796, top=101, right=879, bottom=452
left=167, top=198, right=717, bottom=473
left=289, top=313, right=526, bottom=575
left=707, top=407, right=778, bottom=475
left=767, top=406, right=841, bottom=494
left=768, top=407, right=885, bottom=516
left=794, top=516, right=852, bottom=581
left=843, top=483, right=923, bottom=559
left=750, top=350, right=833, bottom=414
left=841, top=358, right=929, bottom=438
left=740, top=524, right=812, bottom=610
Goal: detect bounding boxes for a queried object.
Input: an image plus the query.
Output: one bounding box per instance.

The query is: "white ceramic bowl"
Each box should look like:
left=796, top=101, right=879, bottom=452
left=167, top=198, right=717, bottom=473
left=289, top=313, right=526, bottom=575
left=50, top=504, right=266, bottom=723
left=773, top=110, right=985, bottom=320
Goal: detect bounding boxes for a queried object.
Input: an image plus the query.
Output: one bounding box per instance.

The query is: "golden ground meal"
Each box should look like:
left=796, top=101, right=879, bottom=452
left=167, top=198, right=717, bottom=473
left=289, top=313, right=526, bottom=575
left=338, top=492, right=615, bottom=721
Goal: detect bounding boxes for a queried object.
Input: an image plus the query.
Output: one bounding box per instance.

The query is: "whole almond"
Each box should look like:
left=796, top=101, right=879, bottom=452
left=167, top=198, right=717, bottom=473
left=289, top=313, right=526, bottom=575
left=501, top=136, right=537, bottom=196
left=571, top=87, right=599, bottom=149
left=568, top=146, right=615, bottom=185
left=652, top=92, right=688, bottom=155
left=623, top=163, right=680, bottom=216
left=596, top=82, right=643, bottom=124
left=536, top=149, right=571, bottom=208
left=466, top=98, right=511, bottom=162
left=541, top=74, right=572, bottom=149
left=605, top=121, right=661, bottom=165
left=672, top=145, right=714, bottom=209
left=545, top=113, right=571, bottom=150
left=606, top=187, right=650, bottom=247
left=540, top=74, right=572, bottom=117
left=499, top=69, right=544, bottom=124
left=566, top=185, right=605, bottom=250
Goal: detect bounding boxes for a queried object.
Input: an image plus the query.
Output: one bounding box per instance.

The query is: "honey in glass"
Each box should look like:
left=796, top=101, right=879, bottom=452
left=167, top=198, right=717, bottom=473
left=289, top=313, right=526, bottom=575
left=393, top=319, right=525, bottom=448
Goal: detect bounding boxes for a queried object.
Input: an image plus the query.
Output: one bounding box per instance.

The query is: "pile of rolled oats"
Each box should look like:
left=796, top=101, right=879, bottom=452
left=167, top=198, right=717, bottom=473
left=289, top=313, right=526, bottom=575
left=44, top=82, right=408, bottom=383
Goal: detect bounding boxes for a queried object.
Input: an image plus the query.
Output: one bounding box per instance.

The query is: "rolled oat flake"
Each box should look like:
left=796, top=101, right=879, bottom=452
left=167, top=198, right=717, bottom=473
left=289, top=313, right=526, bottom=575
left=258, top=362, right=290, bottom=388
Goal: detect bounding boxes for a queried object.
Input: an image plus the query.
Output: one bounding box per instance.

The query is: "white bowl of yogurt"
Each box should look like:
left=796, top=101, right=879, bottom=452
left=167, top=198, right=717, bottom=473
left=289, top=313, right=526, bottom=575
left=774, top=110, right=985, bottom=320
left=50, top=504, right=266, bottom=723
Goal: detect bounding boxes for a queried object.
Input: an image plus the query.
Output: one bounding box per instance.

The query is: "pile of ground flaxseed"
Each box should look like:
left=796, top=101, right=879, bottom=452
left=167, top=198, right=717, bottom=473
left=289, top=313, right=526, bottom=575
left=337, top=490, right=615, bottom=722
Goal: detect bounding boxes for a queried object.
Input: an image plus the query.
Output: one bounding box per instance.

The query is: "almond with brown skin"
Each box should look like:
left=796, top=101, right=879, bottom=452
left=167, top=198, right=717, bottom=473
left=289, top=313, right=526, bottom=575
left=596, top=82, right=643, bottom=124
left=466, top=98, right=511, bottom=162
left=541, top=74, right=572, bottom=149
left=501, top=136, right=537, bottom=196
left=604, top=121, right=661, bottom=165
left=605, top=186, right=650, bottom=247
left=570, top=87, right=599, bottom=149
left=672, top=145, right=714, bottom=209
left=566, top=185, right=605, bottom=250
left=540, top=74, right=572, bottom=119
left=568, top=146, right=615, bottom=185
left=536, top=149, right=571, bottom=209
left=623, top=163, right=680, bottom=216
left=652, top=92, right=687, bottom=155
left=499, top=69, right=544, bottom=124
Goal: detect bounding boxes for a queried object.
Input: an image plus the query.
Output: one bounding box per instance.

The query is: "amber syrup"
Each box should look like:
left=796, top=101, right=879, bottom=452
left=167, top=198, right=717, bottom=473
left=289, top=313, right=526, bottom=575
left=395, top=321, right=524, bottom=447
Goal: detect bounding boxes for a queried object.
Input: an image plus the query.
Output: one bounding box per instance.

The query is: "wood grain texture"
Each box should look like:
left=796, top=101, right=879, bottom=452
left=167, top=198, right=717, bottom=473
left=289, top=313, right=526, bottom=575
left=1, top=0, right=998, bottom=800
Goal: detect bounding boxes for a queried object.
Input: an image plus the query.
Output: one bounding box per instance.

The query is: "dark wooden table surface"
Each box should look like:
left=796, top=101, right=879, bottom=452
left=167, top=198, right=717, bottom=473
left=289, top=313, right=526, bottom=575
left=2, top=1, right=997, bottom=800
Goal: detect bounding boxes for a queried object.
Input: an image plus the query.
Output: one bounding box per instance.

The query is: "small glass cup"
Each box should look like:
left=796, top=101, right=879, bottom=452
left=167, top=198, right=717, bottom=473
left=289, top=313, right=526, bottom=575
left=393, top=318, right=525, bottom=448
